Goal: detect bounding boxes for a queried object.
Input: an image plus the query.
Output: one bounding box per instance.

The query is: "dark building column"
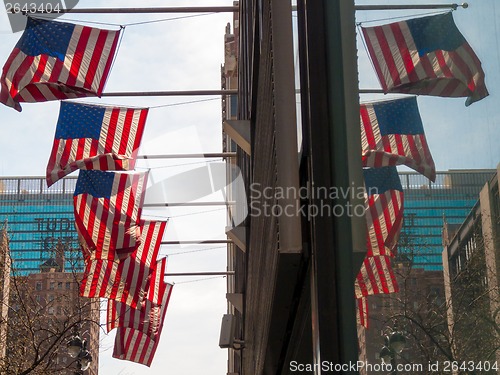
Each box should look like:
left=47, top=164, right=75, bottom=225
left=298, top=0, right=363, bottom=372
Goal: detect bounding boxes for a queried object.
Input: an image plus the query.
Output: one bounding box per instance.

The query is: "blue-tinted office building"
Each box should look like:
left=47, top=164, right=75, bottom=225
left=0, top=176, right=82, bottom=275
left=399, top=170, right=496, bottom=271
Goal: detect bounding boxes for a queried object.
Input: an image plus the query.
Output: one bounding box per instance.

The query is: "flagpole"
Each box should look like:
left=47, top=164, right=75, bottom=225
left=355, top=3, right=467, bottom=11
left=164, top=271, right=235, bottom=276
left=359, top=89, right=419, bottom=95
left=144, top=202, right=235, bottom=207
left=15, top=6, right=238, bottom=14
left=138, top=153, right=236, bottom=159
left=14, top=3, right=466, bottom=14
left=161, top=240, right=233, bottom=245
left=100, top=90, right=237, bottom=97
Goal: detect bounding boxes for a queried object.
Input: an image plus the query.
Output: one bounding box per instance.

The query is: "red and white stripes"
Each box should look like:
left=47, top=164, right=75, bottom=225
left=106, top=258, right=173, bottom=367
left=365, top=190, right=404, bottom=257
left=73, top=171, right=147, bottom=260
left=0, top=20, right=120, bottom=111
left=80, top=221, right=167, bottom=308
left=362, top=17, right=488, bottom=105
left=46, top=104, right=148, bottom=186
left=355, top=255, right=399, bottom=299
left=360, top=102, right=436, bottom=182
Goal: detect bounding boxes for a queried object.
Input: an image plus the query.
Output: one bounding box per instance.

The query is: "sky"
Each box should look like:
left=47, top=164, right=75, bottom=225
left=0, top=0, right=499, bottom=374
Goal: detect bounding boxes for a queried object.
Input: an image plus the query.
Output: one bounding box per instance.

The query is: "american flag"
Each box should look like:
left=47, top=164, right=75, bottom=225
left=355, top=255, right=399, bottom=298
left=112, top=327, right=161, bottom=367
left=356, top=297, right=369, bottom=328
left=80, top=221, right=167, bottom=308
left=107, top=257, right=168, bottom=333
left=360, top=97, right=436, bottom=182
left=0, top=17, right=120, bottom=111
left=107, top=258, right=173, bottom=367
left=46, top=102, right=148, bottom=187
left=364, top=166, right=404, bottom=257
left=362, top=12, right=488, bottom=106
left=73, top=170, right=148, bottom=260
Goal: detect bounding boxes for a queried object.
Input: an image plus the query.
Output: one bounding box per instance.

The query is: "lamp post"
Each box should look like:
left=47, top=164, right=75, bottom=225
left=379, top=326, right=406, bottom=375
left=67, top=325, right=93, bottom=374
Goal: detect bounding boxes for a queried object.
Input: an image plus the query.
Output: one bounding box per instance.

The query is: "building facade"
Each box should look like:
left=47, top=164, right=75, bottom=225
left=0, top=177, right=99, bottom=373
left=0, top=176, right=81, bottom=275
left=0, top=227, right=11, bottom=360
left=222, top=5, right=244, bottom=375
left=223, top=0, right=364, bottom=373
left=360, top=266, right=447, bottom=372
left=442, top=164, right=500, bottom=370
left=15, top=264, right=100, bottom=374
left=0, top=241, right=100, bottom=374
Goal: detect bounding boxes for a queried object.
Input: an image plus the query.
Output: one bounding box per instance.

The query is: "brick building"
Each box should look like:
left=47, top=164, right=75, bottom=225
left=3, top=238, right=99, bottom=374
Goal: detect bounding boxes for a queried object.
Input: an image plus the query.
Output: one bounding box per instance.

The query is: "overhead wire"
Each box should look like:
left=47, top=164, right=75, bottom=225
left=143, top=208, right=226, bottom=220
left=31, top=12, right=219, bottom=28
left=164, top=246, right=226, bottom=256
left=360, top=95, right=417, bottom=105
left=357, top=23, right=379, bottom=90
left=122, top=13, right=218, bottom=27
left=356, top=9, right=451, bottom=26
left=149, top=97, right=220, bottom=109
left=74, top=97, right=220, bottom=110
left=103, top=25, right=126, bottom=93
left=135, top=158, right=223, bottom=170
left=31, top=14, right=122, bottom=27
left=173, top=276, right=226, bottom=284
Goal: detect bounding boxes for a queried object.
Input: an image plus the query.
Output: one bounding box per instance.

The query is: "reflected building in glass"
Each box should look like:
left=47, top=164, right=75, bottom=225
left=360, top=169, right=497, bottom=372
left=399, top=169, right=496, bottom=270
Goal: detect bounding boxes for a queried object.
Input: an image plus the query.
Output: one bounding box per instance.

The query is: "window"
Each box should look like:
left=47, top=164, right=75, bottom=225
left=36, top=282, right=42, bottom=291
left=483, top=275, right=489, bottom=288
left=48, top=295, right=54, bottom=302
left=48, top=306, right=54, bottom=315
left=65, top=282, right=71, bottom=290
left=57, top=306, right=62, bottom=315
left=49, top=282, right=55, bottom=290
left=430, top=286, right=441, bottom=295
left=35, top=295, right=41, bottom=303
left=404, top=213, right=416, bottom=227
left=57, top=282, right=62, bottom=290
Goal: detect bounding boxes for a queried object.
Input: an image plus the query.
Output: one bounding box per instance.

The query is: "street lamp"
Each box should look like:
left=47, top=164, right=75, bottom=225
left=379, top=325, right=406, bottom=374
left=78, top=340, right=93, bottom=371
left=67, top=333, right=83, bottom=359
left=388, top=330, right=406, bottom=354
left=67, top=325, right=93, bottom=373
left=379, top=345, right=393, bottom=365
